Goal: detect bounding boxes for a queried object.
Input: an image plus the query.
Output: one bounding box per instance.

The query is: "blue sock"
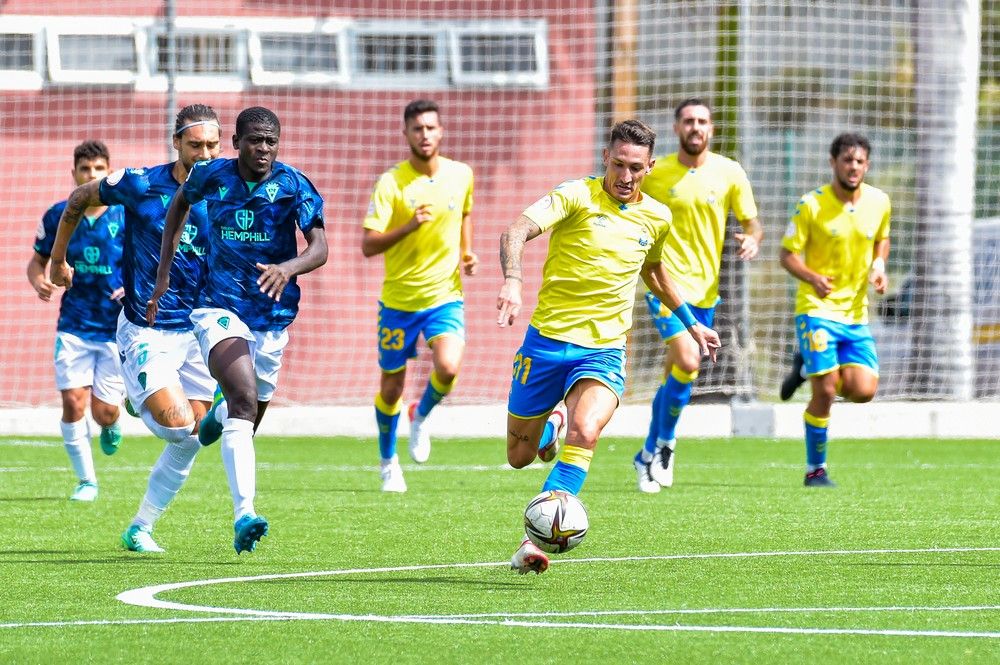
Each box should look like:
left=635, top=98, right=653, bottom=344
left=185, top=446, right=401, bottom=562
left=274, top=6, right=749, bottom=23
left=804, top=412, right=830, bottom=468
left=374, top=395, right=402, bottom=460
left=540, top=446, right=593, bottom=495
left=658, top=367, right=698, bottom=441
left=416, top=371, right=454, bottom=418
left=642, top=383, right=667, bottom=456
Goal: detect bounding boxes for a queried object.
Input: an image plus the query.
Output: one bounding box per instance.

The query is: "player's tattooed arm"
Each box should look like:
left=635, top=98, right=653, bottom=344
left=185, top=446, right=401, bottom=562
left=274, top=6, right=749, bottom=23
left=497, top=215, right=541, bottom=327
left=50, top=180, right=104, bottom=287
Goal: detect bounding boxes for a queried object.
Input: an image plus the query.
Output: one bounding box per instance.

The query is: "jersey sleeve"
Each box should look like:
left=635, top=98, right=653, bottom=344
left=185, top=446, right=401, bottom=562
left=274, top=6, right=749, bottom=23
left=32, top=205, right=61, bottom=256
left=295, top=172, right=325, bottom=233
left=521, top=179, right=585, bottom=232
left=362, top=172, right=398, bottom=233
left=729, top=162, right=759, bottom=222
left=647, top=210, right=673, bottom=265
left=182, top=159, right=212, bottom=205
left=781, top=194, right=813, bottom=254
left=100, top=167, right=145, bottom=208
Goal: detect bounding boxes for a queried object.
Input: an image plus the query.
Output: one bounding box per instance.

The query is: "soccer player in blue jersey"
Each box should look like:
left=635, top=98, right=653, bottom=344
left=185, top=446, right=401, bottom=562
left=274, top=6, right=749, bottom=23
left=633, top=99, right=763, bottom=492
left=780, top=133, right=890, bottom=487
left=51, top=105, right=222, bottom=551
left=362, top=99, right=477, bottom=492
left=497, top=120, right=721, bottom=574
left=149, top=106, right=327, bottom=554
left=29, top=140, right=125, bottom=502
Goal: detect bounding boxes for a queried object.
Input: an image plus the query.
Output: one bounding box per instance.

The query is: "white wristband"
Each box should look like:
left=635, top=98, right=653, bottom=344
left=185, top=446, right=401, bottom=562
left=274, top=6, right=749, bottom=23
left=871, top=257, right=886, bottom=272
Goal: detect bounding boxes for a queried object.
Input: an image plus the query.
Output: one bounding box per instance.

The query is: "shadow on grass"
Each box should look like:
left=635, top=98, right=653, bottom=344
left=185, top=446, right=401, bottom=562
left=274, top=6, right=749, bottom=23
left=260, top=575, right=523, bottom=589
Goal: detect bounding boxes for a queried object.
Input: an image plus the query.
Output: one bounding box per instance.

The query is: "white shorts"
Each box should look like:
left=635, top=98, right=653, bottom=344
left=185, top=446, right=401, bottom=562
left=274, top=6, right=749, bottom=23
left=53, top=331, right=125, bottom=405
left=116, top=311, right=216, bottom=407
left=190, top=307, right=289, bottom=402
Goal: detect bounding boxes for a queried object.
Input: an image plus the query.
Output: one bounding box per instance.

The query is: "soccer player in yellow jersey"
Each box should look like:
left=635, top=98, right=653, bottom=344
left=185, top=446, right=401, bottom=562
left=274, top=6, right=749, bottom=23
left=780, top=133, right=890, bottom=487
left=634, top=98, right=763, bottom=493
left=497, top=119, right=721, bottom=574
left=362, top=100, right=477, bottom=493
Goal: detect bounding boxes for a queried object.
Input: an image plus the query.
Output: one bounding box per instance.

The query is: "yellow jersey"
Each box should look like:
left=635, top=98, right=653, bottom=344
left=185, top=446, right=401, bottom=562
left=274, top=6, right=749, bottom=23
left=363, top=157, right=474, bottom=311
left=640, top=152, right=758, bottom=308
left=782, top=183, right=891, bottom=324
left=521, top=176, right=673, bottom=348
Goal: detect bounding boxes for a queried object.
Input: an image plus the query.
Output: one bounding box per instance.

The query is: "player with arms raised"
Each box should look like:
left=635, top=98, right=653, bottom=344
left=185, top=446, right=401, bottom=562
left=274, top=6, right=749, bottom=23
left=150, top=106, right=327, bottom=553
left=497, top=120, right=721, bottom=574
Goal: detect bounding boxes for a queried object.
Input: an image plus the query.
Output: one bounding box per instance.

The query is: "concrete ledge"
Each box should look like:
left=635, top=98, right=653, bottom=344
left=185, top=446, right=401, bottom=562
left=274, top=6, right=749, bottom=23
left=4, top=402, right=1000, bottom=439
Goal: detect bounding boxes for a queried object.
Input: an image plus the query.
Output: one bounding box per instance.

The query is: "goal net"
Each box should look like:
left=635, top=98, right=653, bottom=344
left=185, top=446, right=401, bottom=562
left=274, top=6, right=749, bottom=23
left=1, top=0, right=998, bottom=407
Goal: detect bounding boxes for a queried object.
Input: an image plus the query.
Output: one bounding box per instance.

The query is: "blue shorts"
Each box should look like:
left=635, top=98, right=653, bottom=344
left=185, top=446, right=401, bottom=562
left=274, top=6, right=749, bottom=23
left=377, top=300, right=465, bottom=372
left=507, top=326, right=626, bottom=419
left=795, top=314, right=879, bottom=377
left=644, top=292, right=716, bottom=343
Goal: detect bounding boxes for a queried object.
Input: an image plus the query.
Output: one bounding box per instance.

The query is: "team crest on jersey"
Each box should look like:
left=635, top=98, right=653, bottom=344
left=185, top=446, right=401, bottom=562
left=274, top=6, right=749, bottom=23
left=637, top=230, right=650, bottom=247
left=667, top=187, right=678, bottom=198
left=235, top=210, right=254, bottom=230
left=84, top=246, right=100, bottom=264
left=784, top=221, right=796, bottom=238
left=264, top=183, right=280, bottom=203
left=593, top=214, right=609, bottom=228
left=127, top=168, right=145, bottom=176
left=448, top=198, right=456, bottom=210
left=180, top=224, right=197, bottom=245
left=106, top=168, right=126, bottom=186
left=107, top=221, right=120, bottom=238
left=218, top=186, right=229, bottom=200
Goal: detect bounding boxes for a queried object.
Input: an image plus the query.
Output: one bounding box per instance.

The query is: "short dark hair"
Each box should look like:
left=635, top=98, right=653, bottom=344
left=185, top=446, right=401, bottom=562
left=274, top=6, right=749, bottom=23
left=174, top=104, right=219, bottom=137
left=73, top=140, right=110, bottom=167
left=830, top=132, right=871, bottom=159
left=609, top=119, right=656, bottom=154
left=404, top=99, right=439, bottom=124
left=674, top=97, right=712, bottom=120
left=235, top=106, right=280, bottom=137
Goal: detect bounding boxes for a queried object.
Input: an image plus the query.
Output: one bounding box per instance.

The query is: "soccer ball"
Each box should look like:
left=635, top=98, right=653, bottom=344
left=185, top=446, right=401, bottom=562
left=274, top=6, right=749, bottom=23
left=523, top=490, right=589, bottom=553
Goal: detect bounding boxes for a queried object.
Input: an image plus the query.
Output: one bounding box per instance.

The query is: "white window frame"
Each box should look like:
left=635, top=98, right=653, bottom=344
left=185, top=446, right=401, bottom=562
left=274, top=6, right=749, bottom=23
left=45, top=17, right=141, bottom=85
left=448, top=20, right=549, bottom=88
left=139, top=17, right=247, bottom=93
left=348, top=21, right=448, bottom=90
left=246, top=18, right=349, bottom=87
left=0, top=16, right=45, bottom=90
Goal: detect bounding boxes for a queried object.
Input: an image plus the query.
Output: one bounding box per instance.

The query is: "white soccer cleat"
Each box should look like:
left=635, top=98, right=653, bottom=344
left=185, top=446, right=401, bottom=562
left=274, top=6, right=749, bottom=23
left=407, top=402, right=431, bottom=464
left=649, top=443, right=675, bottom=488
left=538, top=402, right=567, bottom=463
left=380, top=460, right=407, bottom=493
left=511, top=538, right=549, bottom=575
left=634, top=458, right=661, bottom=494
left=69, top=481, right=98, bottom=502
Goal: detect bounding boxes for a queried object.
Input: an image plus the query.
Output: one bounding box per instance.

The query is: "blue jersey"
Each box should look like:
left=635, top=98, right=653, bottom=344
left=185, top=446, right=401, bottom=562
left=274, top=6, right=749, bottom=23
left=183, top=158, right=325, bottom=331
left=100, top=163, right=210, bottom=330
left=34, top=201, right=125, bottom=342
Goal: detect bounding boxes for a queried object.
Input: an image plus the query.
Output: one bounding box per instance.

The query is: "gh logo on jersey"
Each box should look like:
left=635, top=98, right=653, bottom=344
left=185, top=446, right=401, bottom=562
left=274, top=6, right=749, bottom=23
left=235, top=210, right=254, bottom=230
left=75, top=246, right=112, bottom=275
left=84, top=246, right=100, bottom=263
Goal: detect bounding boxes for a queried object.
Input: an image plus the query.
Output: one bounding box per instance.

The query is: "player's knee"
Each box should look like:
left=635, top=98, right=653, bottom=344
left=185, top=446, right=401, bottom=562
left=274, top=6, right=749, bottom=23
left=225, top=388, right=258, bottom=423
left=141, top=409, right=194, bottom=443
left=90, top=401, right=119, bottom=427
left=507, top=445, right=535, bottom=469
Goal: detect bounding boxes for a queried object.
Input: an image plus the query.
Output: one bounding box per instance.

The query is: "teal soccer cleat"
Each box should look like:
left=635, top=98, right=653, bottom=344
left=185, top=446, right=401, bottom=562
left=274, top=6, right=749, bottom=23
left=121, top=524, right=165, bottom=553
left=69, top=481, right=98, bottom=502
left=234, top=514, right=269, bottom=554
left=99, top=422, right=122, bottom=456
left=198, top=387, right=225, bottom=446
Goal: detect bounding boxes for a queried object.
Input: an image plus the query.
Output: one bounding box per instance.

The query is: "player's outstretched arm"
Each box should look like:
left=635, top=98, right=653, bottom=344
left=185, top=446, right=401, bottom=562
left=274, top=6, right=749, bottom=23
left=497, top=214, right=541, bottom=327
left=779, top=247, right=834, bottom=299
left=147, top=185, right=191, bottom=325
left=735, top=217, right=764, bottom=261
left=49, top=180, right=103, bottom=288
left=641, top=261, right=721, bottom=362
left=256, top=226, right=328, bottom=302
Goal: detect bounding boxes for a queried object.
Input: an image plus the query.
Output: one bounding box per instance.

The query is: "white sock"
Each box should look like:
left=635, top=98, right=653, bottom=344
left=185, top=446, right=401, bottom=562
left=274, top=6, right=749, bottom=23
left=61, top=418, right=95, bottom=484
left=656, top=437, right=676, bottom=451
left=380, top=454, right=399, bottom=467
left=221, top=418, right=256, bottom=520
left=640, top=449, right=654, bottom=463
left=132, top=434, right=201, bottom=529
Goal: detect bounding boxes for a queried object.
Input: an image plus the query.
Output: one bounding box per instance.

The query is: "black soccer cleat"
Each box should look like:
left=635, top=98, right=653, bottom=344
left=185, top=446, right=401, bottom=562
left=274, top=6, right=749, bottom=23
left=780, top=352, right=807, bottom=401
left=804, top=467, right=836, bottom=488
